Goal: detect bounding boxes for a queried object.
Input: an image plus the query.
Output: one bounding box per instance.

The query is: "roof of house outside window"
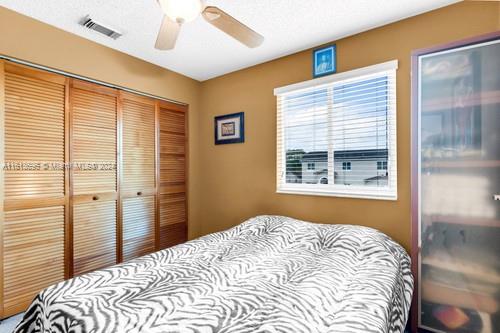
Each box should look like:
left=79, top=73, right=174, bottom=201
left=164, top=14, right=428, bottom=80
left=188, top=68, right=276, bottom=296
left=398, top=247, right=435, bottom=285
left=301, top=149, right=388, bottom=162
left=300, top=151, right=328, bottom=162
left=334, top=149, right=388, bottom=161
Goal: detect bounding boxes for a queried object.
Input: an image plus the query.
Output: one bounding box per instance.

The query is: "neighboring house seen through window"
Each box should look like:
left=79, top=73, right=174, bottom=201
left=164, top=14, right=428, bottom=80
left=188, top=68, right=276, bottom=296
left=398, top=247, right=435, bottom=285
left=275, top=60, right=398, bottom=200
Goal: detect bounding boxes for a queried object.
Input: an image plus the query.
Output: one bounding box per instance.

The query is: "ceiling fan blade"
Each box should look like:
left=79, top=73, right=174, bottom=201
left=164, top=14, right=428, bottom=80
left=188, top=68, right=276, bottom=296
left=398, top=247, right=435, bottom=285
left=202, top=6, right=264, bottom=48
left=155, top=15, right=181, bottom=50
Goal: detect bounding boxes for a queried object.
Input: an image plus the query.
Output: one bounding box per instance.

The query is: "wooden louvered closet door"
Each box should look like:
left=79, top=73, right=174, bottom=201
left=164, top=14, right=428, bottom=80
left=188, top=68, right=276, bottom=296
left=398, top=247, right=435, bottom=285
left=120, top=93, right=156, bottom=261
left=0, top=62, right=68, bottom=317
left=0, top=61, right=189, bottom=318
left=70, top=80, right=118, bottom=275
left=158, top=102, right=188, bottom=249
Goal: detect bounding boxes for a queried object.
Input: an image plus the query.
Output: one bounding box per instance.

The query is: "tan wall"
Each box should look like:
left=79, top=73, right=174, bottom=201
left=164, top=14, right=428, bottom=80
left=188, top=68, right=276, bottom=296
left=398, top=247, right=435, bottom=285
left=198, top=1, right=500, bottom=250
left=1, top=2, right=499, bottom=250
left=0, top=6, right=203, bottom=238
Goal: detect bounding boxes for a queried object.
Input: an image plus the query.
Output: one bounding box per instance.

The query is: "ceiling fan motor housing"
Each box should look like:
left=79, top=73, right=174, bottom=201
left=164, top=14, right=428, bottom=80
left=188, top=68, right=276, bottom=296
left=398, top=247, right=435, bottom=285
left=157, top=0, right=205, bottom=23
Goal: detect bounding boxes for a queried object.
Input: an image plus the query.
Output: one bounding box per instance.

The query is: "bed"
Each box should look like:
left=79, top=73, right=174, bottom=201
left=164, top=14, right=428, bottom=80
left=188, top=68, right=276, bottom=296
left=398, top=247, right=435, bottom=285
left=14, top=215, right=413, bottom=333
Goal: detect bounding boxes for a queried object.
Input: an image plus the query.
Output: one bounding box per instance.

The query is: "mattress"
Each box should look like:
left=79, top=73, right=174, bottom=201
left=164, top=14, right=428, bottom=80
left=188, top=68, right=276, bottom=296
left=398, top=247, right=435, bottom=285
left=14, top=215, right=413, bottom=333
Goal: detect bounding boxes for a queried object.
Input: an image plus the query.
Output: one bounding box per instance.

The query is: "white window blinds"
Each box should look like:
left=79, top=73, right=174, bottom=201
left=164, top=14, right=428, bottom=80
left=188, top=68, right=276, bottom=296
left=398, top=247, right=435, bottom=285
left=275, top=60, right=398, bottom=200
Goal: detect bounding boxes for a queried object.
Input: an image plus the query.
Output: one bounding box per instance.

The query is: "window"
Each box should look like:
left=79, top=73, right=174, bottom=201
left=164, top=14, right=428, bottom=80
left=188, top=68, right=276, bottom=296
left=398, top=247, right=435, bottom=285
left=377, top=161, right=388, bottom=170
left=342, top=162, right=351, bottom=171
left=275, top=60, right=397, bottom=200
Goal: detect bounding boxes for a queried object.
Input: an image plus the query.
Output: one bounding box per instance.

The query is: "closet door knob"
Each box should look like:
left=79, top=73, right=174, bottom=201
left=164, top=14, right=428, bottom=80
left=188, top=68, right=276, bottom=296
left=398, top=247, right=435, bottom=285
left=137, top=191, right=143, bottom=196
left=92, top=196, right=99, bottom=201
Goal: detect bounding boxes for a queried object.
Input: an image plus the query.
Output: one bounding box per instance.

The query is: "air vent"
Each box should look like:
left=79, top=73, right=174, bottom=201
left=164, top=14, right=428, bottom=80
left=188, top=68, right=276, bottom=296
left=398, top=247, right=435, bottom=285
left=80, top=16, right=122, bottom=39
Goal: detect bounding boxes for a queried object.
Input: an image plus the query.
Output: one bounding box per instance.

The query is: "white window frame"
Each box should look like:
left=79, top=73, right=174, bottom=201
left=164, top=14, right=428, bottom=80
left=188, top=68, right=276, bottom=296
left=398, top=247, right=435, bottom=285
left=275, top=60, right=398, bottom=200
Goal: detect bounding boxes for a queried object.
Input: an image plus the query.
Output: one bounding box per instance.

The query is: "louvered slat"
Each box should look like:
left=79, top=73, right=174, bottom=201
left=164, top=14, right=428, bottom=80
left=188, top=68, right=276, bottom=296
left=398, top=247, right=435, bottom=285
left=3, top=206, right=65, bottom=313
left=71, top=87, right=117, bottom=195
left=160, top=222, right=187, bottom=250
left=122, top=196, right=155, bottom=261
left=122, top=98, right=155, bottom=192
left=5, top=171, right=64, bottom=198
left=2, top=65, right=67, bottom=317
left=159, top=107, right=187, bottom=249
left=71, top=171, right=116, bottom=194
left=160, top=132, right=185, bottom=155
left=4, top=72, right=65, bottom=199
left=159, top=193, right=186, bottom=226
left=1, top=64, right=190, bottom=319
left=159, top=110, right=185, bottom=134
left=121, top=96, right=156, bottom=260
left=73, top=201, right=117, bottom=275
left=160, top=156, right=185, bottom=184
left=70, top=83, right=118, bottom=276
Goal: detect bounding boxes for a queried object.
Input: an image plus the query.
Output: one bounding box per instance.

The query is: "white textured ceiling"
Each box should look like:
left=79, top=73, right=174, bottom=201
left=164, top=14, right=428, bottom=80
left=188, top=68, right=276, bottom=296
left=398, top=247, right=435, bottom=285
left=0, top=0, right=460, bottom=81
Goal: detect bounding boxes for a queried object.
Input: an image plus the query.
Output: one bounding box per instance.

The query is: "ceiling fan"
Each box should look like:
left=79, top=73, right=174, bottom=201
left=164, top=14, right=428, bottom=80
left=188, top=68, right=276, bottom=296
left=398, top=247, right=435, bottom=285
left=155, top=0, right=264, bottom=50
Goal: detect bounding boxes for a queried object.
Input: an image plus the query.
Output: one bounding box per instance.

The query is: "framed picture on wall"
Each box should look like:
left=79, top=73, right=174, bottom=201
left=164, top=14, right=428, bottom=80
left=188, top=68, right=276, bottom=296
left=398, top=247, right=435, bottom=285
left=313, top=44, right=337, bottom=78
left=214, top=112, right=245, bottom=145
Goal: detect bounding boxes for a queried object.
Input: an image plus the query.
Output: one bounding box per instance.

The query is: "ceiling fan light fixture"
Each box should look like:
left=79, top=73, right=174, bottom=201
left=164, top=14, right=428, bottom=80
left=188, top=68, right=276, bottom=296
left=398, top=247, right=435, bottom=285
left=158, top=0, right=204, bottom=23
left=154, top=1, right=264, bottom=51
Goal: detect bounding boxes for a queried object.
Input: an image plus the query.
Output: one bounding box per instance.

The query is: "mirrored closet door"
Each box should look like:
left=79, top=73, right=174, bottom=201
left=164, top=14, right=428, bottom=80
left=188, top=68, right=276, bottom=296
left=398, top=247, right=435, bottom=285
left=413, top=33, right=500, bottom=333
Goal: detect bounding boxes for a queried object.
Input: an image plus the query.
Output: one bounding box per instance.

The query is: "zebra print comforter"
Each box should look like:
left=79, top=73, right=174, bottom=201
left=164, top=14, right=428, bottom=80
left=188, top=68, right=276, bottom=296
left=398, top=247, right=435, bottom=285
left=15, top=215, right=413, bottom=333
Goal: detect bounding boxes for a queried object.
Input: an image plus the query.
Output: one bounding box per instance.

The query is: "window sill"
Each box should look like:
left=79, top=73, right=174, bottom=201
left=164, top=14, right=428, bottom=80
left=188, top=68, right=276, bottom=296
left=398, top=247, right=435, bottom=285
left=276, top=188, right=397, bottom=201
